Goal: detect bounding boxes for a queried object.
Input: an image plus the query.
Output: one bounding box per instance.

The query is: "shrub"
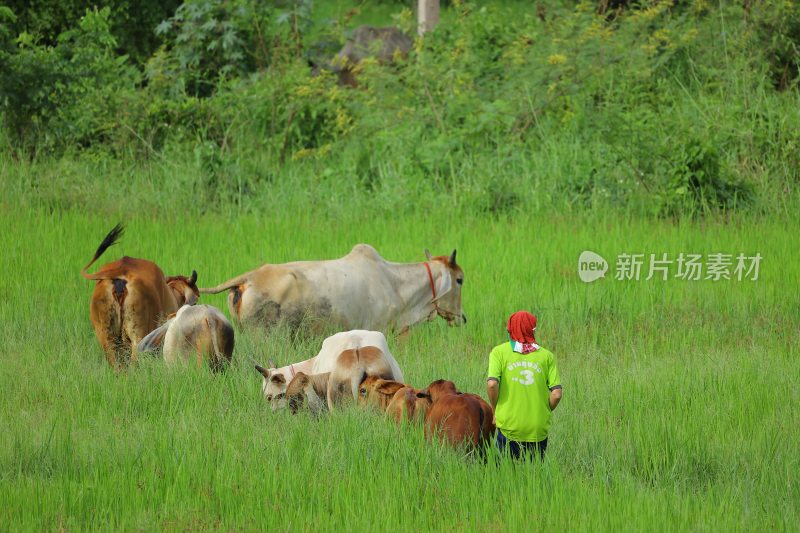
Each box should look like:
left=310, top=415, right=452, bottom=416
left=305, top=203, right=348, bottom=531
left=0, top=7, right=138, bottom=155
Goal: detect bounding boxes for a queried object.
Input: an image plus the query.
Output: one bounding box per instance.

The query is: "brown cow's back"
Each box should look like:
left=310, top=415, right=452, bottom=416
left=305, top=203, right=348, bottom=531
left=89, top=256, right=178, bottom=368
left=386, top=386, right=431, bottom=425
left=420, top=381, right=495, bottom=451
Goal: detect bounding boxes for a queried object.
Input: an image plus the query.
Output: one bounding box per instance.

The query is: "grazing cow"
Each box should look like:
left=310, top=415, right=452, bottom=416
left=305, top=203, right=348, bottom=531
left=417, top=380, right=495, bottom=451
left=358, top=376, right=408, bottom=411
left=254, top=330, right=403, bottom=411
left=358, top=377, right=432, bottom=424
left=386, top=386, right=432, bottom=425
left=81, top=224, right=199, bottom=368
left=311, top=25, right=413, bottom=87
left=283, top=371, right=331, bottom=414
left=137, top=304, right=235, bottom=372
left=201, top=245, right=466, bottom=334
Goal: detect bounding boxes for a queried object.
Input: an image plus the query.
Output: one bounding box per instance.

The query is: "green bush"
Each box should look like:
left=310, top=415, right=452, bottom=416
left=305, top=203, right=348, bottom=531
left=1, top=0, right=798, bottom=217
left=2, top=0, right=181, bottom=64
left=0, top=7, right=138, bottom=155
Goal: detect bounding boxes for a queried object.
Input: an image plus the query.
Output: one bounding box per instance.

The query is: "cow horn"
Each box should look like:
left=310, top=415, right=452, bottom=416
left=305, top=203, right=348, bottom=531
left=189, top=270, right=198, bottom=285
left=255, top=364, right=270, bottom=378
left=268, top=359, right=277, bottom=369
left=424, top=249, right=433, bottom=261
left=449, top=249, right=457, bottom=266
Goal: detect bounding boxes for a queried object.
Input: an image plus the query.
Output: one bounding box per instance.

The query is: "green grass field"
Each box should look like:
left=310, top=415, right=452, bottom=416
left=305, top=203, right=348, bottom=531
left=0, top=206, right=797, bottom=531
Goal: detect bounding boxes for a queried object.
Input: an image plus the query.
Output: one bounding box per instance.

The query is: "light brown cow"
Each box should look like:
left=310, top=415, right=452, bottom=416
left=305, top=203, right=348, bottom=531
left=417, top=380, right=495, bottom=452
left=200, top=245, right=465, bottom=334
left=358, top=377, right=431, bottom=425
left=358, top=376, right=407, bottom=411
left=386, top=386, right=432, bottom=425
left=137, top=304, right=235, bottom=372
left=81, top=224, right=199, bottom=368
left=283, top=371, right=331, bottom=413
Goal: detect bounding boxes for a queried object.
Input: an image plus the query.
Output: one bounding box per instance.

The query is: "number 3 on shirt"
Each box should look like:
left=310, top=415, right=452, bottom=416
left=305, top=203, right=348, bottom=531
left=519, top=369, right=535, bottom=386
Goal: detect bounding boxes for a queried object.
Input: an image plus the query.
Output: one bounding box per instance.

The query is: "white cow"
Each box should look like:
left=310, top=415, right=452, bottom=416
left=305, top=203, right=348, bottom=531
left=138, top=304, right=235, bottom=371
left=254, top=330, right=403, bottom=409
left=200, top=245, right=466, bottom=333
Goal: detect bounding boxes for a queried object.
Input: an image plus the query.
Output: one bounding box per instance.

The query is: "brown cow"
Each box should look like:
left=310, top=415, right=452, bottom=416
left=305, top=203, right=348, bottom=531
left=358, top=376, right=407, bottom=411
left=283, top=372, right=332, bottom=414
left=386, top=386, right=432, bottom=425
left=417, top=380, right=495, bottom=452
left=358, top=377, right=431, bottom=425
left=81, top=224, right=200, bottom=368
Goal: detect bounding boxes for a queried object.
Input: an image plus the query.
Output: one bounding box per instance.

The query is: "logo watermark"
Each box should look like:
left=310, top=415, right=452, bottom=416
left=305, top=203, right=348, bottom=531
left=578, top=251, right=609, bottom=283
left=578, top=251, right=762, bottom=282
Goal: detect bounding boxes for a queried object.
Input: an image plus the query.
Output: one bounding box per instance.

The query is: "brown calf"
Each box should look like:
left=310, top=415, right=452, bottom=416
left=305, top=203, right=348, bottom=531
left=358, top=376, right=407, bottom=411
left=386, top=386, right=432, bottom=425
left=81, top=224, right=199, bottom=368
left=358, top=376, right=433, bottom=425
left=417, top=379, right=495, bottom=451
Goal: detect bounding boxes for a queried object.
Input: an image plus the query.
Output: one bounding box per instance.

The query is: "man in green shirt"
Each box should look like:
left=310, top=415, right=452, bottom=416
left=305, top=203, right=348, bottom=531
left=487, top=311, right=562, bottom=459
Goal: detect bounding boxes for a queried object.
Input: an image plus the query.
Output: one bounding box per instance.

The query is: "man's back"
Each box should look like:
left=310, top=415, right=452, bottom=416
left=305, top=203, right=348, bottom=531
left=487, top=342, right=560, bottom=442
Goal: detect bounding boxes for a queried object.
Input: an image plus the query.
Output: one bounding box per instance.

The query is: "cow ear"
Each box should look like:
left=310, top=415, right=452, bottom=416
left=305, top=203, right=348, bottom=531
left=255, top=365, right=270, bottom=378
left=189, top=270, right=198, bottom=285
left=424, top=248, right=433, bottom=261
left=271, top=373, right=286, bottom=384
left=449, top=249, right=457, bottom=267
left=434, top=268, right=452, bottom=299
left=377, top=381, right=401, bottom=395
left=137, top=320, right=172, bottom=353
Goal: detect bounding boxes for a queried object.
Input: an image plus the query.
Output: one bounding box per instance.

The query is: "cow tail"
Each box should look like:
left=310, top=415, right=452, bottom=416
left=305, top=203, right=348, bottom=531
left=198, top=273, right=250, bottom=294
left=205, top=316, right=223, bottom=371
left=351, top=346, right=368, bottom=401
left=81, top=223, right=124, bottom=280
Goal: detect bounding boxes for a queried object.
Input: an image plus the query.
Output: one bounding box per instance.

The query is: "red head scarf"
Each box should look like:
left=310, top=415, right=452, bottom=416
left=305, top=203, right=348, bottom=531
left=507, top=311, right=537, bottom=346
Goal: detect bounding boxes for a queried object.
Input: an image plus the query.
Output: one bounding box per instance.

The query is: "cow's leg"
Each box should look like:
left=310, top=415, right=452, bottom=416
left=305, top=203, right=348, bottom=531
left=325, top=375, right=354, bottom=411
left=122, top=280, right=164, bottom=366
left=90, top=282, right=122, bottom=369
left=93, top=325, right=119, bottom=369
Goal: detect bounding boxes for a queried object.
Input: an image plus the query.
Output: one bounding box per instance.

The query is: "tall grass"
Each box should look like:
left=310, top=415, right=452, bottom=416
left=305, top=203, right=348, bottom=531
left=0, top=205, right=797, bottom=530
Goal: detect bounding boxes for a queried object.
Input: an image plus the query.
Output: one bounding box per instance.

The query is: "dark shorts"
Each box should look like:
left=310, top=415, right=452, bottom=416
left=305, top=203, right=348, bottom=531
left=496, top=429, right=547, bottom=460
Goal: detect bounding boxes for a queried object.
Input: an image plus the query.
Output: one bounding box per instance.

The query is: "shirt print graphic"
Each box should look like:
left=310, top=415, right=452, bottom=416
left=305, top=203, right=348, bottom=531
left=507, top=360, right=542, bottom=386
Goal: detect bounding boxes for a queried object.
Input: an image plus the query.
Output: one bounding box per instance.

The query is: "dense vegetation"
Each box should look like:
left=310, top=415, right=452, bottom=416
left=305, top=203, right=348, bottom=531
left=1, top=0, right=799, bottom=217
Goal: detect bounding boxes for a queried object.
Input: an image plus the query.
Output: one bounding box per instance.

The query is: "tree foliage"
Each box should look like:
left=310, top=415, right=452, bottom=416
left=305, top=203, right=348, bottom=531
left=0, top=0, right=798, bottom=216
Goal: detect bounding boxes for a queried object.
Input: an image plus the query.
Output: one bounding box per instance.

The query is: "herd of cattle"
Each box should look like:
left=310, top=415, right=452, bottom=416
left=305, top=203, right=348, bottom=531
left=81, top=224, right=492, bottom=451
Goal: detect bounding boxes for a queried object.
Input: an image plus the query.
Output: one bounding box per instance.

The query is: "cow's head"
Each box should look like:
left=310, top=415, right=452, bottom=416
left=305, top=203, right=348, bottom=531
left=358, top=376, right=406, bottom=411
left=166, top=270, right=199, bottom=306
left=255, top=362, right=288, bottom=410
left=425, top=249, right=466, bottom=326
left=284, top=372, right=312, bottom=414
left=417, top=379, right=459, bottom=403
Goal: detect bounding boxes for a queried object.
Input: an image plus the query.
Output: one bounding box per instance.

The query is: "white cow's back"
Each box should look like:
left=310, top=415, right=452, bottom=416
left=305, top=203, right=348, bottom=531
left=310, top=330, right=403, bottom=382
left=287, top=248, right=396, bottom=331
left=163, top=304, right=230, bottom=363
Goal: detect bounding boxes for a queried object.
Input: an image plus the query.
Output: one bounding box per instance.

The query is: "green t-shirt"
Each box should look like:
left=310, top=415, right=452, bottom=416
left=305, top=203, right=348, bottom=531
left=487, top=342, right=561, bottom=442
